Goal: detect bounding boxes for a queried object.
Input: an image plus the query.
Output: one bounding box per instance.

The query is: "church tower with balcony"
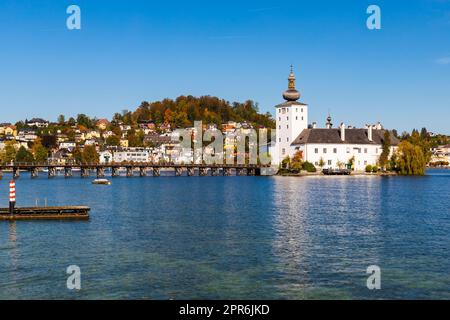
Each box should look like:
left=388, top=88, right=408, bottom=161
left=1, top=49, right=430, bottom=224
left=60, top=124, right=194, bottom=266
left=273, top=66, right=309, bottom=165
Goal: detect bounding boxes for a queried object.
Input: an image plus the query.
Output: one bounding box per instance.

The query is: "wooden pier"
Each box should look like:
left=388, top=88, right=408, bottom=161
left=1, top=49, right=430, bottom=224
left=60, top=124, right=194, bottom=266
left=0, top=163, right=271, bottom=179
left=0, top=206, right=90, bottom=221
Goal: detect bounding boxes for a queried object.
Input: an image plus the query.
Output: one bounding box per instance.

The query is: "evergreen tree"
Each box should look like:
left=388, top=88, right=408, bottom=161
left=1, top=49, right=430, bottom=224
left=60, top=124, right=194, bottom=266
left=15, top=146, right=34, bottom=163
left=379, top=131, right=391, bottom=169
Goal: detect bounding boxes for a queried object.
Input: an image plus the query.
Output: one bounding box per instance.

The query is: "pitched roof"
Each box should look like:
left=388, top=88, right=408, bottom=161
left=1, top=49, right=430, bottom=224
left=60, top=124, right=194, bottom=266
left=291, top=128, right=399, bottom=146
left=275, top=101, right=308, bottom=108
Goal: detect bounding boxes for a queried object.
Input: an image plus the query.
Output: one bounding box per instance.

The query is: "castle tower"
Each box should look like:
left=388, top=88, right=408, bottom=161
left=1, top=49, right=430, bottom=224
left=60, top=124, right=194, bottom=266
left=273, top=66, right=309, bottom=164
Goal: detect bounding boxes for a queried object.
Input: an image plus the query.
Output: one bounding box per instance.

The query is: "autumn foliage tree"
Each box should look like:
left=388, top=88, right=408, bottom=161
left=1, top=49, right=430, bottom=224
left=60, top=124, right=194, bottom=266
left=394, top=141, right=428, bottom=175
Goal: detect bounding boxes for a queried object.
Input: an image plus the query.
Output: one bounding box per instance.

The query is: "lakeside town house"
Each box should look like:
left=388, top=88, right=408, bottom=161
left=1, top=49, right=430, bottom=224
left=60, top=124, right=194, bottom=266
left=270, top=68, right=399, bottom=171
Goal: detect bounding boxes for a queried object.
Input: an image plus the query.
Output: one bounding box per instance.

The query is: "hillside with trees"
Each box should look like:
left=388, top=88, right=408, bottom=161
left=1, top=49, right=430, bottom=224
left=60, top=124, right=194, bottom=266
left=116, top=96, right=275, bottom=129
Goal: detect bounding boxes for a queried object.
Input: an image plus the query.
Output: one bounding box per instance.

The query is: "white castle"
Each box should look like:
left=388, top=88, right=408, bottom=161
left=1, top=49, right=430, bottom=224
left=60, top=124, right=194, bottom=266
left=271, top=67, right=398, bottom=171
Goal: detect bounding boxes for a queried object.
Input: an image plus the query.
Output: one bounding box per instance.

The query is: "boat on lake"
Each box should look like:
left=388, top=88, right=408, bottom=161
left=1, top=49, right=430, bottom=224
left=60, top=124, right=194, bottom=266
left=92, top=178, right=112, bottom=185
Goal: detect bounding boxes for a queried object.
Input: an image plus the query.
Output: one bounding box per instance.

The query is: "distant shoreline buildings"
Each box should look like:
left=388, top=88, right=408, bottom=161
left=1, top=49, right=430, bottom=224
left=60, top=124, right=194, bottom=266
left=0, top=68, right=447, bottom=172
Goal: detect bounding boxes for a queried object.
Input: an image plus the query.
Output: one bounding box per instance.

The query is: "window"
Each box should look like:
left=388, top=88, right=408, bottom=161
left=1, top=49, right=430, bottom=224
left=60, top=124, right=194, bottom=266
left=301, top=117, right=304, bottom=120
left=287, top=125, right=289, bottom=129
left=301, top=108, right=303, bottom=113
left=315, top=148, right=319, bottom=154
left=323, top=148, right=327, bottom=154
left=296, top=108, right=298, bottom=112
left=282, top=148, right=286, bottom=155
left=287, top=117, right=289, bottom=121
left=279, top=138, right=281, bottom=142
left=346, top=147, right=350, bottom=153
left=376, top=148, right=378, bottom=154
left=296, top=116, right=298, bottom=120
left=287, top=137, right=289, bottom=142
left=364, top=161, right=367, bottom=165
left=333, top=148, right=337, bottom=154
left=279, top=125, right=281, bottom=129
left=364, top=148, right=368, bottom=154
left=315, top=162, right=318, bottom=165
left=328, top=160, right=332, bottom=165
left=279, top=117, right=281, bottom=121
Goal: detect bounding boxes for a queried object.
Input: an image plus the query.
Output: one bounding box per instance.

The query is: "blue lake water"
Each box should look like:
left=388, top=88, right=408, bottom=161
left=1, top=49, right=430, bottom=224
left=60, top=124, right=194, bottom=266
left=0, top=169, right=449, bottom=299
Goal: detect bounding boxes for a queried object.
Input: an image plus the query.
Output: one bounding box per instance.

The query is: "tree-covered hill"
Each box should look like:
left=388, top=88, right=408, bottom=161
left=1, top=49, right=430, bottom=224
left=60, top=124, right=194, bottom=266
left=115, top=95, right=275, bottom=129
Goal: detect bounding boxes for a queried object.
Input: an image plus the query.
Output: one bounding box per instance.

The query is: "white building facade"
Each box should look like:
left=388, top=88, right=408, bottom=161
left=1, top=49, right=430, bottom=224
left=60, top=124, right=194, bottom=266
left=271, top=67, right=398, bottom=171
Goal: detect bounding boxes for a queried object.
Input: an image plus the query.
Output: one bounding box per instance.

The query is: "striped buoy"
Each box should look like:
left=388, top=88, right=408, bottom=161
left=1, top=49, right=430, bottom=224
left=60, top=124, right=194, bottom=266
left=9, top=180, right=15, bottom=214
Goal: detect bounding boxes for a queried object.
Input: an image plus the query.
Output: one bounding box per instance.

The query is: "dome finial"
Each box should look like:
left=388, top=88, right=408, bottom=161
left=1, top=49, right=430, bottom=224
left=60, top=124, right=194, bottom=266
left=283, top=65, right=300, bottom=101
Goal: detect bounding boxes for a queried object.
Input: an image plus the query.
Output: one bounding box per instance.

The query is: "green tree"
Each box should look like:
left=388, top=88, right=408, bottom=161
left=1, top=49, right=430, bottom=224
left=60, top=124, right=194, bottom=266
left=76, top=114, right=93, bottom=129
left=394, top=140, right=427, bottom=176
left=302, top=161, right=317, bottom=173
left=280, top=156, right=290, bottom=170
left=106, top=135, right=121, bottom=146
left=57, top=114, right=66, bottom=125
left=32, top=138, right=48, bottom=163
left=2, top=142, right=17, bottom=164
left=82, top=145, right=99, bottom=164
left=15, top=146, right=34, bottom=163
left=379, top=131, right=391, bottom=169
left=73, top=147, right=83, bottom=164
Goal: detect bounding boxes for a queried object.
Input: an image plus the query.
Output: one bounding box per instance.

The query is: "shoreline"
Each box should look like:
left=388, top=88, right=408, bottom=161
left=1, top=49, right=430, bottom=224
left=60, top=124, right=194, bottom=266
left=277, top=171, right=400, bottom=177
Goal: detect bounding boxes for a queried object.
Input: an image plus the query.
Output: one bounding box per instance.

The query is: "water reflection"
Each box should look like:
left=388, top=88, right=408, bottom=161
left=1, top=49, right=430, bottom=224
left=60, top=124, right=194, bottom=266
left=271, top=176, right=384, bottom=298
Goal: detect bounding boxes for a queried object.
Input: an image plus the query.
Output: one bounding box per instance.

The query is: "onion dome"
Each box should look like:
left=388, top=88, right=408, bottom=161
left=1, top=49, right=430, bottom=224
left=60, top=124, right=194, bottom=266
left=283, top=65, right=301, bottom=101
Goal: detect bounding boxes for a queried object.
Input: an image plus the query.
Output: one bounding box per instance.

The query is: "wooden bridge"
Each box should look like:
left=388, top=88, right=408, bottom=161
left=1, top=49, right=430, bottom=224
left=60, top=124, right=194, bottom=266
left=0, top=163, right=272, bottom=179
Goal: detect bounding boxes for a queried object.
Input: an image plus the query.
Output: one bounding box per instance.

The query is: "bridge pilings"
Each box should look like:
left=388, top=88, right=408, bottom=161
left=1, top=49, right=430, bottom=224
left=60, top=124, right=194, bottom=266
left=13, top=168, right=20, bottom=179
left=223, top=168, right=232, bottom=176
left=31, top=167, right=39, bottom=178
left=112, top=167, right=120, bottom=177
left=199, top=168, right=208, bottom=176
left=175, top=167, right=183, bottom=176
left=211, top=168, right=220, bottom=176
left=81, top=168, right=90, bottom=178
left=126, top=166, right=133, bottom=177
left=153, top=168, right=160, bottom=177
left=140, top=167, right=147, bottom=177
left=48, top=167, right=57, bottom=178
left=97, top=167, right=105, bottom=178
left=187, top=168, right=195, bottom=176
left=65, top=167, right=73, bottom=178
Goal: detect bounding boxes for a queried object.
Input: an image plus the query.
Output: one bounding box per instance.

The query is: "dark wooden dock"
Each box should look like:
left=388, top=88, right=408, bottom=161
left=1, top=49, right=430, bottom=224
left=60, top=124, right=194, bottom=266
left=322, top=169, right=352, bottom=176
left=0, top=206, right=90, bottom=220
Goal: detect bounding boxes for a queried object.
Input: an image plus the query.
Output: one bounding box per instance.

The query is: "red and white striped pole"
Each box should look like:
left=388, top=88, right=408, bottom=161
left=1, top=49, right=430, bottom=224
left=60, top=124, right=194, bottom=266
left=9, top=180, right=16, bottom=214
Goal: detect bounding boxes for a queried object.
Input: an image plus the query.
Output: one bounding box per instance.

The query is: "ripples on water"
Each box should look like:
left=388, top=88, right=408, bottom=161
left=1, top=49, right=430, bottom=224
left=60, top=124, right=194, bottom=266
left=0, top=169, right=449, bottom=299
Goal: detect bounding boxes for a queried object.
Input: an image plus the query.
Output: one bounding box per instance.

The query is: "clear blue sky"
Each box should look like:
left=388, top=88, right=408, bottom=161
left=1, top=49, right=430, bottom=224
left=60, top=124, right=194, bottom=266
left=0, top=0, right=449, bottom=133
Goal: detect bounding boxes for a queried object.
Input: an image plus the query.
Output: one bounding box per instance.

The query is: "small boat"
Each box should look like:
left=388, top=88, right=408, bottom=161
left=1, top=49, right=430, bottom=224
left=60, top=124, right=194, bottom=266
left=92, top=178, right=112, bottom=185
